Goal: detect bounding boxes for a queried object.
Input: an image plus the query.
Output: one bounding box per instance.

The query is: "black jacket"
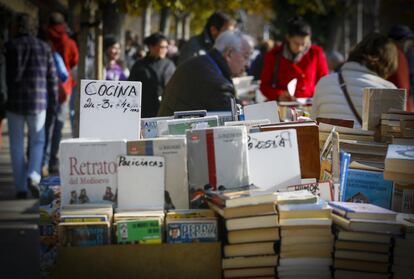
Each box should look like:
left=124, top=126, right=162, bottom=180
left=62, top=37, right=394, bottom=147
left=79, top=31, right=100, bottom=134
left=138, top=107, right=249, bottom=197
left=157, top=49, right=235, bottom=116
left=128, top=56, right=175, bottom=117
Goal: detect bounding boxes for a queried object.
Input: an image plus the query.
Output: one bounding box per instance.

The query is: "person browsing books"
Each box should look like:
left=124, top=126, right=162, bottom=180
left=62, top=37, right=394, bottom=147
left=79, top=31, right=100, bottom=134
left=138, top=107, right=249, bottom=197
left=311, top=33, right=398, bottom=128
left=157, top=30, right=253, bottom=116
left=260, top=16, right=329, bottom=101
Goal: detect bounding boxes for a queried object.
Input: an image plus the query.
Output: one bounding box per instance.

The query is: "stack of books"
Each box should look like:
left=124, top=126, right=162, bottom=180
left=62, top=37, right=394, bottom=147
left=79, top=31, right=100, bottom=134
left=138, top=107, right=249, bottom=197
left=384, top=144, right=414, bottom=213
left=206, top=186, right=279, bottom=279
left=113, top=210, right=164, bottom=244
left=393, top=213, right=414, bottom=279
left=319, top=123, right=375, bottom=148
left=277, top=190, right=333, bottom=279
left=165, top=209, right=218, bottom=243
left=380, top=111, right=414, bottom=143
left=330, top=202, right=400, bottom=278
left=58, top=204, right=113, bottom=247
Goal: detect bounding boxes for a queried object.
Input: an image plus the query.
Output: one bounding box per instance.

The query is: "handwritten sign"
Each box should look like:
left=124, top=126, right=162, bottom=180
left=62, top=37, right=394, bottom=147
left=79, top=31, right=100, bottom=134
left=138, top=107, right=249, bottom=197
left=117, top=155, right=165, bottom=210
left=248, top=129, right=301, bottom=190
left=80, top=79, right=142, bottom=140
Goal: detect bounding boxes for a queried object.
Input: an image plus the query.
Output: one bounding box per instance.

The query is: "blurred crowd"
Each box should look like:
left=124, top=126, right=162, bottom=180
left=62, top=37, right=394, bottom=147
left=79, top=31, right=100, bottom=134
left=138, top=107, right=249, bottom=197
left=0, top=10, right=414, bottom=199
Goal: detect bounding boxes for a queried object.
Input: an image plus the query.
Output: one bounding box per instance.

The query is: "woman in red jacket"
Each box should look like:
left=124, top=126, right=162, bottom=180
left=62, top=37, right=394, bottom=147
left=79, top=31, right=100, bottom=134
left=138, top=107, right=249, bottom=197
left=260, top=17, right=329, bottom=101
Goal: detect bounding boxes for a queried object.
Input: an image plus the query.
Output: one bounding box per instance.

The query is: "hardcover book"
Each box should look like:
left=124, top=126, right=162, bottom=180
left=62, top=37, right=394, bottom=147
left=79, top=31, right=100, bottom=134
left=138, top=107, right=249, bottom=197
left=247, top=129, right=301, bottom=190
left=186, top=126, right=249, bottom=204
left=116, top=218, right=162, bottom=244
left=127, top=137, right=188, bottom=209
left=117, top=155, right=165, bottom=211
left=59, top=139, right=126, bottom=206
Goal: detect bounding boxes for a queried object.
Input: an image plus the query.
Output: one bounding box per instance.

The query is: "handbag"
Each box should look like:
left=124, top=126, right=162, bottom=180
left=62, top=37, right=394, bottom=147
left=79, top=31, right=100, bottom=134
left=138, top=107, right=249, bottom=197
left=338, top=71, right=362, bottom=126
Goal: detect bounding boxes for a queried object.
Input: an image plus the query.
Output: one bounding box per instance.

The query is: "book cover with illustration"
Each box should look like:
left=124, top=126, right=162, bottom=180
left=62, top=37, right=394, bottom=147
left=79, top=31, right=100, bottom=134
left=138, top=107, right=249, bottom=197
left=342, top=169, right=393, bottom=209
left=166, top=219, right=218, bottom=243
left=58, top=222, right=111, bottom=247
left=59, top=139, right=126, bottom=206
left=116, top=218, right=162, bottom=244
left=127, top=137, right=188, bottom=209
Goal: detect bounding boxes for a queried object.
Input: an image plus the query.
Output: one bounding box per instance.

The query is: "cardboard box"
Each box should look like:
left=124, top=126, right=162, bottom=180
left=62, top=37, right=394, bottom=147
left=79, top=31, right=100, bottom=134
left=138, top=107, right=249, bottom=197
left=53, top=242, right=221, bottom=279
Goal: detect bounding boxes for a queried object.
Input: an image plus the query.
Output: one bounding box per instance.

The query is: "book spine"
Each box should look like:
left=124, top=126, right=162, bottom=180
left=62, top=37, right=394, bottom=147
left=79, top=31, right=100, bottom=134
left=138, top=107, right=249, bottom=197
left=339, top=151, right=351, bottom=202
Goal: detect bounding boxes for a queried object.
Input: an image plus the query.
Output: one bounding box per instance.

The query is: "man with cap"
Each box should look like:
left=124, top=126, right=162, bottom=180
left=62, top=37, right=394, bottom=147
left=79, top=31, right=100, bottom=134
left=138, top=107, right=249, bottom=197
left=388, top=24, right=414, bottom=111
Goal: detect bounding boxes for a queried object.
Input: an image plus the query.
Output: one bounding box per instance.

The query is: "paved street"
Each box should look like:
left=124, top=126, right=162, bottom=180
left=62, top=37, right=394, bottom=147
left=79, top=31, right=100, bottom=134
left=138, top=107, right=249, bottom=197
left=0, top=118, right=72, bottom=200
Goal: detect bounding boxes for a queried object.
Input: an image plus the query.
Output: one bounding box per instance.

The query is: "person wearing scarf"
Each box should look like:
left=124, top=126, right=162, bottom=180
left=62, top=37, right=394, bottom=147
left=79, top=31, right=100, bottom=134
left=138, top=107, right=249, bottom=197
left=260, top=16, right=329, bottom=101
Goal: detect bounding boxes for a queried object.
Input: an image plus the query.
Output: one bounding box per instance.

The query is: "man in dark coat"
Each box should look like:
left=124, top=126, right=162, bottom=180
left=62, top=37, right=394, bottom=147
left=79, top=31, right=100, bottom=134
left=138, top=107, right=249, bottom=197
left=177, top=12, right=235, bottom=65
left=158, top=30, right=253, bottom=116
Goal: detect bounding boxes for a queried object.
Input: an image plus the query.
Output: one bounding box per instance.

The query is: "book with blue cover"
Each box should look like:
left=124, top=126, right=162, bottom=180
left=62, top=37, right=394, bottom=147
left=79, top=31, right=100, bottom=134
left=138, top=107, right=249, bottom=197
left=166, top=219, right=218, bottom=243
left=339, top=151, right=351, bottom=202
left=341, top=169, right=393, bottom=209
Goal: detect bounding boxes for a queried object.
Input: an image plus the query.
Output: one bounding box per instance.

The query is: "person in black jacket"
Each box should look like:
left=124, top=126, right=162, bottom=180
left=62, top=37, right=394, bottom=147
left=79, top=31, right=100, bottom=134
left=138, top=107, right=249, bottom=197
left=157, top=30, right=253, bottom=116
left=128, top=33, right=176, bottom=117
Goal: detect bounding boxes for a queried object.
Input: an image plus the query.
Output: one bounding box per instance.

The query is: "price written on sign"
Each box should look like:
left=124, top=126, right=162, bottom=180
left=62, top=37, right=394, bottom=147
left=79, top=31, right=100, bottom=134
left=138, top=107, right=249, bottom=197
left=83, top=97, right=140, bottom=113
left=247, top=130, right=293, bottom=150
left=79, top=79, right=142, bottom=140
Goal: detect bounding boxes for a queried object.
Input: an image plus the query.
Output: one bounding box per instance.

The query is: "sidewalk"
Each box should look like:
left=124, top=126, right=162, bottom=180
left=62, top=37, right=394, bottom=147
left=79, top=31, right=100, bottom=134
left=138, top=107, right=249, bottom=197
left=0, top=118, right=72, bottom=200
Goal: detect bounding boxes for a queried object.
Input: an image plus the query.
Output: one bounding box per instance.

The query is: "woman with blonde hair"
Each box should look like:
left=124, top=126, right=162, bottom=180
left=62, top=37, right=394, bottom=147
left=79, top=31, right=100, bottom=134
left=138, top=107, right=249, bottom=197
left=312, top=32, right=398, bottom=128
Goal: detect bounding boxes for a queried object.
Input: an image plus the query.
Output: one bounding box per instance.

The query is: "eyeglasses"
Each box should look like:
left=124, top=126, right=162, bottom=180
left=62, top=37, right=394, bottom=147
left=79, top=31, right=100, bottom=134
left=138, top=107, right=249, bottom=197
left=159, top=45, right=169, bottom=49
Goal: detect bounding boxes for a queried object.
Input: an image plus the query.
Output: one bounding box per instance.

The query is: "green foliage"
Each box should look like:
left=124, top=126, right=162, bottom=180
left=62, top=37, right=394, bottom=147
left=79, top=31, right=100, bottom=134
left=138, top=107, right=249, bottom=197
left=272, top=0, right=347, bottom=47
left=111, top=0, right=273, bottom=34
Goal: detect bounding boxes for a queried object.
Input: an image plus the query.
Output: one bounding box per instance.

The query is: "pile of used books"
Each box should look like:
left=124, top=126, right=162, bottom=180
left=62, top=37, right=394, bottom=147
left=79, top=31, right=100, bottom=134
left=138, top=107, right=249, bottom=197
left=393, top=213, right=414, bottom=279
left=206, top=186, right=279, bottom=279
left=330, top=202, right=400, bottom=278
left=379, top=110, right=414, bottom=143
left=277, top=190, right=333, bottom=279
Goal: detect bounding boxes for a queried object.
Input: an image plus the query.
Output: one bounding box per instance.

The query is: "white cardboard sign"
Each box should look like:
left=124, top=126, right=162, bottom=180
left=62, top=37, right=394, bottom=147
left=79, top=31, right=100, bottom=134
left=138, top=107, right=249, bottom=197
left=248, top=129, right=301, bottom=190
left=117, top=155, right=165, bottom=210
left=244, top=101, right=280, bottom=123
left=80, top=79, right=142, bottom=140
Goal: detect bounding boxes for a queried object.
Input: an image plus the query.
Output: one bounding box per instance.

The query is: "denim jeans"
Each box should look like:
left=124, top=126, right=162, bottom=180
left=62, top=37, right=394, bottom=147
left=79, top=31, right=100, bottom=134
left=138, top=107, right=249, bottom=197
left=7, top=110, right=46, bottom=192
left=43, top=100, right=68, bottom=169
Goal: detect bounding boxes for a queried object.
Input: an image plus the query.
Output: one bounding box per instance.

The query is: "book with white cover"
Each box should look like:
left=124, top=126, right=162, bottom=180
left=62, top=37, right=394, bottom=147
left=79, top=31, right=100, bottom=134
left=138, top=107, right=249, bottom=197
left=117, top=155, right=165, bottom=210
left=157, top=116, right=219, bottom=136
left=79, top=79, right=142, bottom=140
left=127, top=138, right=188, bottom=209
left=385, top=144, right=414, bottom=174
left=248, top=129, right=301, bottom=190
left=141, top=116, right=173, bottom=138
left=186, top=126, right=249, bottom=193
left=244, top=101, right=280, bottom=123
left=59, top=139, right=126, bottom=206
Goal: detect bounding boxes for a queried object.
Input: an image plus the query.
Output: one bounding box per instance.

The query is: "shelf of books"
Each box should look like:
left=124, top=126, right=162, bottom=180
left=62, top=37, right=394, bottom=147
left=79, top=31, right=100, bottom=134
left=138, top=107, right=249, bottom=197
left=39, top=81, right=414, bottom=279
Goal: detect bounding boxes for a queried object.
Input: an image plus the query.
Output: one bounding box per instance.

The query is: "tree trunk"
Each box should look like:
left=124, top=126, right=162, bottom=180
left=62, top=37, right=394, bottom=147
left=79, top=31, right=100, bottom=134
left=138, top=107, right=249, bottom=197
left=94, top=9, right=103, bottom=80
left=182, top=14, right=191, bottom=40
left=174, top=14, right=183, bottom=40
left=101, top=1, right=125, bottom=41
left=74, top=3, right=91, bottom=138
left=159, top=7, right=171, bottom=36
left=142, top=2, right=152, bottom=40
